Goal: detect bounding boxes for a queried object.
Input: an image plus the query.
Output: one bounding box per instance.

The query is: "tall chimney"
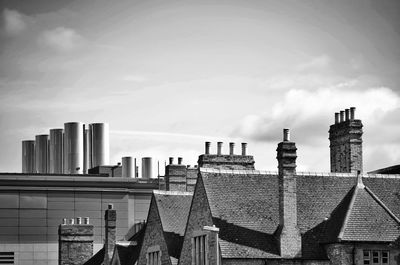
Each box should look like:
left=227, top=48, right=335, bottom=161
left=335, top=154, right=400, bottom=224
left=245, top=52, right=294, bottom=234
left=22, top=140, right=35, bottom=173
left=241, top=143, right=247, bottom=156
left=104, top=204, right=116, bottom=265
left=217, top=142, right=223, bottom=155
left=276, top=128, right=301, bottom=258
left=50, top=129, right=63, bottom=174
left=35, top=134, right=49, bottom=173
left=205, top=142, right=211, bottom=155
left=329, top=108, right=363, bottom=173
left=229, top=142, right=235, bottom=155
left=122, top=156, right=133, bottom=178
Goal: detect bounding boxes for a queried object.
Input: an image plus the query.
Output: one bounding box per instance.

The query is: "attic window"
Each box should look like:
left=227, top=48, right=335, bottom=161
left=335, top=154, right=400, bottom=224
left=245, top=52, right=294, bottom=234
left=192, top=234, right=208, bottom=265
left=0, top=252, right=14, bottom=264
left=363, top=250, right=389, bottom=265
left=146, top=245, right=161, bottom=265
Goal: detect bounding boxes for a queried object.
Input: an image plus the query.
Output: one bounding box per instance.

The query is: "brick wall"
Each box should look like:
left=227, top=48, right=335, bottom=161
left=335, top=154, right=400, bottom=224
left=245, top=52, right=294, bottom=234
left=137, top=197, right=172, bottom=265
left=58, top=223, right=93, bottom=265
left=178, top=176, right=215, bottom=265
left=197, top=155, right=255, bottom=170
left=329, top=119, right=363, bottom=173
left=276, top=139, right=301, bottom=259
left=165, top=164, right=187, bottom=192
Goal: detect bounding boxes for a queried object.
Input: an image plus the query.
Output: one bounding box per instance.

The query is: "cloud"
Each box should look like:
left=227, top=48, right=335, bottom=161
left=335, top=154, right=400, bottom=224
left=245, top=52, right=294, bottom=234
left=232, top=83, right=400, bottom=171
left=2, top=9, right=28, bottom=36
left=233, top=85, right=400, bottom=144
left=38, top=27, right=84, bottom=51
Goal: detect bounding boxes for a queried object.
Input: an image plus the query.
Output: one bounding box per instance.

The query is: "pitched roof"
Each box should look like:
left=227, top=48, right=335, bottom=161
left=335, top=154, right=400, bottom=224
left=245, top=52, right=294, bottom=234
left=325, top=180, right=400, bottom=242
left=152, top=190, right=193, bottom=259
left=198, top=168, right=400, bottom=260
left=153, top=190, right=193, bottom=236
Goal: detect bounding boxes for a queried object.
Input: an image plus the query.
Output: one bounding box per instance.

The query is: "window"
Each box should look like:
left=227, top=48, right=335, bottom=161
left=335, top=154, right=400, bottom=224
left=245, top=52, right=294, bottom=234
left=146, top=246, right=161, bottom=265
left=0, top=252, right=14, bottom=264
left=363, top=250, right=389, bottom=265
left=192, top=234, right=207, bottom=265
left=363, top=250, right=371, bottom=265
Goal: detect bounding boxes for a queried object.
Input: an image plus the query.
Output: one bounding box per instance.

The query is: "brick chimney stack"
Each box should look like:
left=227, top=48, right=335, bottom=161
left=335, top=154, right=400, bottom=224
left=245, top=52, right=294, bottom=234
left=276, top=128, right=301, bottom=258
left=104, top=204, right=116, bottom=265
left=58, top=217, right=93, bottom=265
left=165, top=157, right=187, bottom=191
left=329, top=107, right=363, bottom=173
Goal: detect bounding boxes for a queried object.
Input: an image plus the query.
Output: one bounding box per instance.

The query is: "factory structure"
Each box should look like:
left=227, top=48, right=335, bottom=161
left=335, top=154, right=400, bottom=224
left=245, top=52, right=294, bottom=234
left=21, top=122, right=155, bottom=179
left=0, top=121, right=187, bottom=265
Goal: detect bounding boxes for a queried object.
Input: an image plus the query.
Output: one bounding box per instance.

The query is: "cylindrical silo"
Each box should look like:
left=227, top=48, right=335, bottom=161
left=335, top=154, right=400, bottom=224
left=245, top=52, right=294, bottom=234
left=64, top=122, right=84, bottom=174
left=141, top=157, right=152, bottom=179
left=122, top=157, right=133, bottom=178
left=35, top=134, right=49, bottom=173
left=83, top=126, right=91, bottom=173
left=90, top=123, right=110, bottom=168
left=22, top=140, right=35, bottom=173
left=49, top=129, right=63, bottom=174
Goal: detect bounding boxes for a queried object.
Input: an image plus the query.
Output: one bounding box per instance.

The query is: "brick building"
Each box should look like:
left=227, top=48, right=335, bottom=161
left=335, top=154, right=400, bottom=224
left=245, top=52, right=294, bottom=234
left=68, top=107, right=400, bottom=265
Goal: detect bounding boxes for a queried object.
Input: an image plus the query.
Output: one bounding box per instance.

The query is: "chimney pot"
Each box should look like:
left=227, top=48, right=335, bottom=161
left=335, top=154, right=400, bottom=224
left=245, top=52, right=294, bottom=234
left=178, top=157, right=183, bottom=165
left=62, top=218, right=67, bottom=225
left=229, top=142, right=235, bottom=155
left=241, top=143, right=247, bottom=156
left=217, top=142, right=223, bottom=155
left=340, top=111, right=345, bottom=122
left=69, top=218, right=75, bottom=225
left=205, top=142, right=211, bottom=155
left=334, top=113, right=339, bottom=124
left=345, top=109, right=350, bottom=121
left=169, top=157, right=174, bottom=165
left=84, top=217, right=90, bottom=224
left=283, top=128, right=290, bottom=141
left=76, top=217, right=82, bottom=225
left=108, top=203, right=113, bottom=210
left=350, top=107, right=356, bottom=120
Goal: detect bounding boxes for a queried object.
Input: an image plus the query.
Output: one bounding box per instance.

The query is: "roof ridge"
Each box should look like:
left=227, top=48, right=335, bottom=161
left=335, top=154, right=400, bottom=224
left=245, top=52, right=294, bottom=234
left=338, top=186, right=358, bottom=240
left=153, top=190, right=193, bottom=196
left=364, top=186, right=400, bottom=224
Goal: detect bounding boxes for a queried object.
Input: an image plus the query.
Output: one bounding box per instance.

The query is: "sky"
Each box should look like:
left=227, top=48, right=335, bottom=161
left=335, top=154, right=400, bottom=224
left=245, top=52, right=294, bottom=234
left=0, top=0, right=400, bottom=174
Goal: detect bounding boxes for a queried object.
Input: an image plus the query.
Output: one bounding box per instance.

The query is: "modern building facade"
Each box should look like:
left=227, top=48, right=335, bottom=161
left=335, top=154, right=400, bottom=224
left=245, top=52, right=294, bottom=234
left=0, top=173, right=158, bottom=265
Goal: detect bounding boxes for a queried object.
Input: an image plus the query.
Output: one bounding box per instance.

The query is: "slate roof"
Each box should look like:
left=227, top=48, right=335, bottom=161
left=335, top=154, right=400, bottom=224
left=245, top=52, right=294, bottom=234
left=199, top=168, right=400, bottom=260
left=325, top=181, right=400, bottom=243
left=153, top=190, right=193, bottom=236
left=153, top=190, right=193, bottom=259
